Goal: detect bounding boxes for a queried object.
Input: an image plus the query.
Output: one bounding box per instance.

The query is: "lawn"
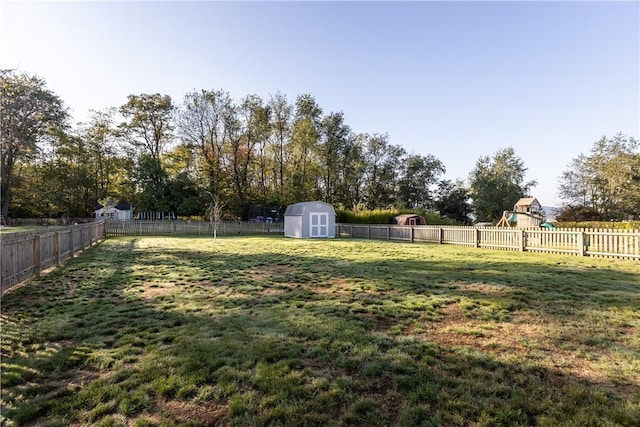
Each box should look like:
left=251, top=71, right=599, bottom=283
left=1, top=236, right=639, bottom=426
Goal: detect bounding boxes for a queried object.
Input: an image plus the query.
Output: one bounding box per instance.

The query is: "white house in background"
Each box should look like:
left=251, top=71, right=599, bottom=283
left=284, top=201, right=336, bottom=238
left=95, top=201, right=133, bottom=220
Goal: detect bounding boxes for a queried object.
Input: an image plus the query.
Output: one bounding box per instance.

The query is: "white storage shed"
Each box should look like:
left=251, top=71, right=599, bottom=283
left=284, top=201, right=336, bottom=238
left=95, top=201, right=133, bottom=221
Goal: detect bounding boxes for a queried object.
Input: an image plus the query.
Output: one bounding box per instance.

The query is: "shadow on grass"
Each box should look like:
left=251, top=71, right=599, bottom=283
left=1, top=236, right=639, bottom=426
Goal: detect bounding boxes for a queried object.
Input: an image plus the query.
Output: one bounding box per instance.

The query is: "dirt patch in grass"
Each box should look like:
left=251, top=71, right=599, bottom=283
left=258, top=286, right=290, bottom=297
left=312, top=277, right=360, bottom=295
left=457, top=282, right=509, bottom=296
left=248, top=265, right=295, bottom=281
left=154, top=398, right=228, bottom=426
left=139, top=282, right=176, bottom=300
left=413, top=304, right=640, bottom=398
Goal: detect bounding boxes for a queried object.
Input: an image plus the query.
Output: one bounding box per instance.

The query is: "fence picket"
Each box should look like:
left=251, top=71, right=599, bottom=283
left=335, top=223, right=639, bottom=260
left=1, top=222, right=106, bottom=295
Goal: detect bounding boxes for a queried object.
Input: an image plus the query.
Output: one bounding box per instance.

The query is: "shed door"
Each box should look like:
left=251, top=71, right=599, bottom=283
left=310, top=212, right=329, bottom=237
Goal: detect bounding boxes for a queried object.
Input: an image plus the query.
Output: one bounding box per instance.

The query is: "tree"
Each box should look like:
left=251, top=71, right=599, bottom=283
left=555, top=205, right=602, bottom=222
left=435, top=179, right=472, bottom=224
left=0, top=70, right=68, bottom=218
left=176, top=89, right=231, bottom=199
left=163, top=144, right=202, bottom=216
left=268, top=92, right=292, bottom=201
left=120, top=93, right=174, bottom=161
left=227, top=94, right=271, bottom=218
left=318, top=112, right=351, bottom=205
left=361, top=133, right=405, bottom=209
left=336, top=133, right=366, bottom=209
left=120, top=93, right=174, bottom=211
left=559, top=134, right=640, bottom=220
left=397, top=153, right=445, bottom=210
left=45, top=129, right=97, bottom=217
left=80, top=109, right=124, bottom=204
left=289, top=94, right=323, bottom=202
left=469, top=147, right=536, bottom=221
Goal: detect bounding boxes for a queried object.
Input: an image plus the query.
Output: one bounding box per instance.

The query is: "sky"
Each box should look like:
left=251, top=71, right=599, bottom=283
left=1, top=0, right=638, bottom=207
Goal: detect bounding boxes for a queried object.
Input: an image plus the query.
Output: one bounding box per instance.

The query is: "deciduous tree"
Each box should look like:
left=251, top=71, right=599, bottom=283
left=398, top=153, right=445, bottom=210
left=120, top=93, right=174, bottom=211
left=0, top=70, right=68, bottom=218
left=435, top=179, right=472, bottom=224
left=469, top=147, right=536, bottom=221
left=559, top=134, right=639, bottom=220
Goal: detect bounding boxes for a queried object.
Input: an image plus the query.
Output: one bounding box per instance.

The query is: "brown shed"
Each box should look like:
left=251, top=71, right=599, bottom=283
left=391, top=214, right=427, bottom=226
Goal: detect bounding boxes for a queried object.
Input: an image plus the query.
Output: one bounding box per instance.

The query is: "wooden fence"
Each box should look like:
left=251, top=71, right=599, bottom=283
left=1, top=222, right=106, bottom=295
left=105, top=220, right=284, bottom=237
left=336, top=224, right=640, bottom=259
left=3, top=221, right=637, bottom=294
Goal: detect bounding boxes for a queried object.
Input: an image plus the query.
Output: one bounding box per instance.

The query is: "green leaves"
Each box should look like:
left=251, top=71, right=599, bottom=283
left=559, top=134, right=640, bottom=220
left=0, top=70, right=69, bottom=218
left=469, top=147, right=535, bottom=221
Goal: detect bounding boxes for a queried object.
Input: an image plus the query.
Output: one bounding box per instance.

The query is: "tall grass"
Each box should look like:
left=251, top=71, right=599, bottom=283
left=1, top=236, right=639, bottom=426
left=336, top=208, right=457, bottom=225
left=554, top=220, right=640, bottom=230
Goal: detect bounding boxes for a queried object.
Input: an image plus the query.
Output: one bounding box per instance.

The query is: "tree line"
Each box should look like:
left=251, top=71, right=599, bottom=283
left=1, top=70, right=638, bottom=223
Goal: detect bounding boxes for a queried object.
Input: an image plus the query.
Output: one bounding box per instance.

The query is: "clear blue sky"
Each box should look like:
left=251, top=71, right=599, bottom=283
left=2, top=1, right=638, bottom=207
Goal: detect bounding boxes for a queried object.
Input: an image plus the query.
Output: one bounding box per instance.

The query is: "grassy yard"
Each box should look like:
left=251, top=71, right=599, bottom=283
left=1, top=236, right=639, bottom=426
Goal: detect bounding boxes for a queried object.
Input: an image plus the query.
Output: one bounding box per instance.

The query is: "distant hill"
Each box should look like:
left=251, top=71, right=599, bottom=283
left=542, top=206, right=561, bottom=222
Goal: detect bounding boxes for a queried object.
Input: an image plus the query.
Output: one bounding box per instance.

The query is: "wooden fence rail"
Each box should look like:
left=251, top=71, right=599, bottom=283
left=104, top=220, right=284, bottom=237
left=1, top=222, right=106, bottom=295
left=336, top=224, right=640, bottom=259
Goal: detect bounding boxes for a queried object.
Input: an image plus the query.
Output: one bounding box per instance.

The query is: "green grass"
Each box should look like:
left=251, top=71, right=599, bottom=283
left=0, top=225, right=48, bottom=233
left=1, top=236, right=639, bottom=426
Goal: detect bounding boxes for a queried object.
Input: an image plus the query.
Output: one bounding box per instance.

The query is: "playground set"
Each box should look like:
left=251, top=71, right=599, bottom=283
left=496, top=197, right=555, bottom=229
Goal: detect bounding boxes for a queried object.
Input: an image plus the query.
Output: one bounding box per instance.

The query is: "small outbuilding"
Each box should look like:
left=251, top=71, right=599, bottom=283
left=284, top=201, right=336, bottom=238
left=95, top=201, right=133, bottom=221
left=391, top=214, right=427, bottom=226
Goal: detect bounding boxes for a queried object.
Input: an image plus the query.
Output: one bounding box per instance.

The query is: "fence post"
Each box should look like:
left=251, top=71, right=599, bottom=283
left=475, top=228, right=480, bottom=248
left=578, top=232, right=586, bottom=256
left=521, top=230, right=526, bottom=251
left=439, top=228, right=444, bottom=244
left=54, top=231, right=61, bottom=266
left=387, top=226, right=391, bottom=240
left=69, top=229, right=75, bottom=258
left=411, top=226, right=415, bottom=243
left=33, top=235, right=42, bottom=277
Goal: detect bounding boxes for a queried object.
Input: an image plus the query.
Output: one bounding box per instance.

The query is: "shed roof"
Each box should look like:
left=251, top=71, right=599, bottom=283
left=392, top=214, right=427, bottom=225
left=394, top=214, right=423, bottom=220
left=284, top=201, right=335, bottom=216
